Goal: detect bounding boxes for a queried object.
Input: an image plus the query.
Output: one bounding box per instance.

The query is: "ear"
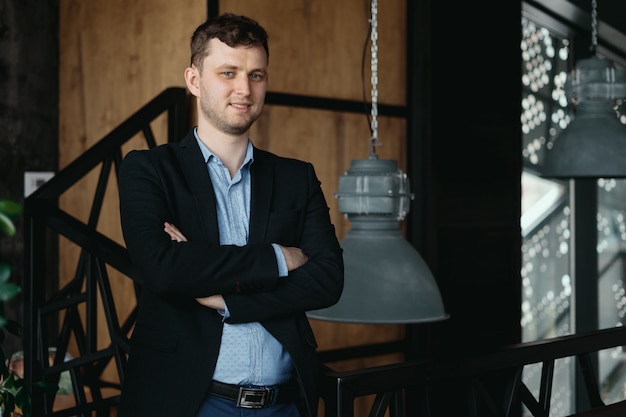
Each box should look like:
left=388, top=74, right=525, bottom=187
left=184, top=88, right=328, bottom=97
left=184, top=66, right=200, bottom=97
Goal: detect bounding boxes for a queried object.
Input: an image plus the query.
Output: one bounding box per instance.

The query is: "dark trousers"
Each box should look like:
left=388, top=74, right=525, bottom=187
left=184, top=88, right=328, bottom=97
left=195, top=395, right=301, bottom=417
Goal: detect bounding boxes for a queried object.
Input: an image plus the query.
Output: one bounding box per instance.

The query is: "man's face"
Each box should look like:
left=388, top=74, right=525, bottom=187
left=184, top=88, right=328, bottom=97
left=193, top=38, right=268, bottom=136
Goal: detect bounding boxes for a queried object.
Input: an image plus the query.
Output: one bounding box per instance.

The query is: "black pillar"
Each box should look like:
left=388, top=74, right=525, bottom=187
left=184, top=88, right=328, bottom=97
left=0, top=0, right=59, bottom=355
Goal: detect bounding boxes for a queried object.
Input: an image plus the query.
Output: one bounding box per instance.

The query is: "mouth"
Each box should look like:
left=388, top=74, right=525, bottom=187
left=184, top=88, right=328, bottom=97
left=230, top=103, right=251, bottom=110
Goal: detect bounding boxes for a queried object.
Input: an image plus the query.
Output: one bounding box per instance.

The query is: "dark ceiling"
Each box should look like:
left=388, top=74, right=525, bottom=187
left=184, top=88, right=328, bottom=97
left=567, top=0, right=626, bottom=36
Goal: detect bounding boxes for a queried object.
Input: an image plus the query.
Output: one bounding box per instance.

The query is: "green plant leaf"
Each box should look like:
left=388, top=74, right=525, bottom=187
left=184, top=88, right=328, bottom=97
left=0, top=200, right=22, bottom=218
left=0, top=283, right=21, bottom=302
left=2, top=372, right=17, bottom=389
left=33, top=380, right=59, bottom=395
left=12, top=378, right=23, bottom=390
left=0, top=198, right=28, bottom=417
left=1, top=390, right=16, bottom=414
left=16, top=387, right=31, bottom=417
left=0, top=212, right=16, bottom=237
left=0, top=263, right=10, bottom=283
left=0, top=364, right=9, bottom=381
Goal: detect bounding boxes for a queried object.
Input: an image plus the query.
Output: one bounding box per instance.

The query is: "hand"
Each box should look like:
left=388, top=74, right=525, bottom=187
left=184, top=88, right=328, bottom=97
left=164, top=222, right=224, bottom=310
left=279, top=245, right=308, bottom=271
left=195, top=295, right=225, bottom=310
left=164, top=222, right=187, bottom=242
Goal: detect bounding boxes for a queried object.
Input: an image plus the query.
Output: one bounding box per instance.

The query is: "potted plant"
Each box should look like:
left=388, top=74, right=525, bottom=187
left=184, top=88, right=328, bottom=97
left=0, top=199, right=57, bottom=416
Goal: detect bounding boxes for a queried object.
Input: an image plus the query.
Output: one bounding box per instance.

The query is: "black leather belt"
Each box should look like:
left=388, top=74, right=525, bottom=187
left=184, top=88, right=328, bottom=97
left=208, top=379, right=298, bottom=408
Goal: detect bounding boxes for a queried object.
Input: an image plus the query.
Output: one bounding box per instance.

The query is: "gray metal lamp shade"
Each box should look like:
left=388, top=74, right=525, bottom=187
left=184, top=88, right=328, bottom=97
left=307, top=158, right=448, bottom=323
left=542, top=55, right=626, bottom=179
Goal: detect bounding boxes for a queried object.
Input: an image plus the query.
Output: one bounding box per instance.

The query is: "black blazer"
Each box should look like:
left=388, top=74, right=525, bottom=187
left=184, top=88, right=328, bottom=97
left=116, top=131, right=344, bottom=417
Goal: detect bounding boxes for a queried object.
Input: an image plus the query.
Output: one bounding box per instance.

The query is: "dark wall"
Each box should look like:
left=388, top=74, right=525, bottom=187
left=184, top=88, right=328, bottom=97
left=429, top=0, right=522, bottom=354
left=407, top=0, right=522, bottom=357
left=405, top=1, right=522, bottom=415
left=0, top=0, right=59, bottom=355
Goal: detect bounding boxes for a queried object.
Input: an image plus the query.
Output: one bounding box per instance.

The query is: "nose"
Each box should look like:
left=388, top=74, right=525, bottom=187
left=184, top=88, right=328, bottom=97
left=234, top=75, right=250, bottom=96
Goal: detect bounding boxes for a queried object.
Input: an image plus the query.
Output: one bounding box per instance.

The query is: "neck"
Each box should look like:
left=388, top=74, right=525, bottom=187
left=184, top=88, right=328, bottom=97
left=196, top=125, right=248, bottom=178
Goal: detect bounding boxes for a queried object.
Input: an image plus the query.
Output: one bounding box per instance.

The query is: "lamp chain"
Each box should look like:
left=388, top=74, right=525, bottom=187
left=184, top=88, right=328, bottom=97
left=590, top=0, right=597, bottom=54
left=369, top=0, right=381, bottom=158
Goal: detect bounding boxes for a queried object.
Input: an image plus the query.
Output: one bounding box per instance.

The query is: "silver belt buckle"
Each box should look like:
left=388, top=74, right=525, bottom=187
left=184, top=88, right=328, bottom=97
left=236, top=387, right=273, bottom=408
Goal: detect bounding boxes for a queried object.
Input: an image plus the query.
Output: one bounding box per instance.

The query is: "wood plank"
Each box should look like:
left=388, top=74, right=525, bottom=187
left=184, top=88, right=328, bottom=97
left=219, top=0, right=406, bottom=104
left=58, top=0, right=205, bottom=384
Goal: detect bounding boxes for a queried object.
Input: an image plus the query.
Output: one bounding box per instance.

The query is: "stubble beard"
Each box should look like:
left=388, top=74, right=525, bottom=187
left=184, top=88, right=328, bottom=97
left=200, top=99, right=262, bottom=136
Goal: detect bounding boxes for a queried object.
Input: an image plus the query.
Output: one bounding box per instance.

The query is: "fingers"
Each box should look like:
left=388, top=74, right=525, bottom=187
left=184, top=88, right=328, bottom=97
left=164, top=222, right=188, bottom=242
left=280, top=245, right=308, bottom=271
left=195, top=295, right=225, bottom=310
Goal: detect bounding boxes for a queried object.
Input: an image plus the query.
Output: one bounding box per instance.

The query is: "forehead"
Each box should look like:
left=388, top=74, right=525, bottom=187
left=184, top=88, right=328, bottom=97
left=204, top=38, right=268, bottom=68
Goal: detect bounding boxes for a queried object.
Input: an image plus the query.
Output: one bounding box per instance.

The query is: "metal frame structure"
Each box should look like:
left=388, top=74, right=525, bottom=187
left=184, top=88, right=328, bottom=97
left=22, top=87, right=188, bottom=416
left=318, top=326, right=626, bottom=416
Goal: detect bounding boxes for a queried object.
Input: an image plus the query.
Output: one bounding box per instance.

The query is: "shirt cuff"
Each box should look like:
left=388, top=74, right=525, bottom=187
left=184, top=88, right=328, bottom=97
left=271, top=243, right=288, bottom=277
left=219, top=302, right=230, bottom=320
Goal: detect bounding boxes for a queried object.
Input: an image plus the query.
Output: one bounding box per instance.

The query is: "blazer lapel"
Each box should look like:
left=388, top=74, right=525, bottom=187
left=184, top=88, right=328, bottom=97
left=175, top=132, right=220, bottom=244
left=249, top=148, right=274, bottom=244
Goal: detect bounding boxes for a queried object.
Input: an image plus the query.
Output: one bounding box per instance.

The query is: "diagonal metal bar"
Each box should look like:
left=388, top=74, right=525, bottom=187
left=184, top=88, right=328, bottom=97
left=24, top=87, right=189, bottom=416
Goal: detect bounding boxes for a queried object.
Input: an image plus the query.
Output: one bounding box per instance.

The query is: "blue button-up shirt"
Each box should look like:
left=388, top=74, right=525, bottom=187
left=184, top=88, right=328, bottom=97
left=194, top=130, right=294, bottom=386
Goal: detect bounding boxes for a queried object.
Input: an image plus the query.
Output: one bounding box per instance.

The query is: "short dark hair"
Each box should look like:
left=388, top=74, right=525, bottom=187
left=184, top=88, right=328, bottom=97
left=190, top=13, right=269, bottom=69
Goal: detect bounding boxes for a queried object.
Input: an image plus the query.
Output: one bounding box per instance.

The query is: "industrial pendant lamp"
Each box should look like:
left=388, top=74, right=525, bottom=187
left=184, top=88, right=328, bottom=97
left=541, top=0, right=626, bottom=179
left=307, top=0, right=447, bottom=324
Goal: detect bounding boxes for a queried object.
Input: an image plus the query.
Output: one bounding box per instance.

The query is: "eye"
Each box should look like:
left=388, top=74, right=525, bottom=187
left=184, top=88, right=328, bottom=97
left=250, top=73, right=266, bottom=81
left=221, top=71, right=234, bottom=77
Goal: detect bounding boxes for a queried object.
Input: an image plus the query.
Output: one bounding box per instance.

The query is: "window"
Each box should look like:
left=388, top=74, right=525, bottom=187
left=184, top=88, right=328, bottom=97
left=521, top=13, right=626, bottom=415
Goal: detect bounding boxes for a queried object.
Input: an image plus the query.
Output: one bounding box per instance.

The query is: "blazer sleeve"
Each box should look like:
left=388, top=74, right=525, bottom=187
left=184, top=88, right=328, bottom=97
left=224, top=161, right=344, bottom=323
left=118, top=148, right=280, bottom=299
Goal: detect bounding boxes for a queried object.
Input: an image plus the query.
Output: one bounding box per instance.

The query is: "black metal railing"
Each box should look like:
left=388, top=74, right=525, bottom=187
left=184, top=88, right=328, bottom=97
left=23, top=87, right=189, bottom=416
left=317, top=326, right=626, bottom=417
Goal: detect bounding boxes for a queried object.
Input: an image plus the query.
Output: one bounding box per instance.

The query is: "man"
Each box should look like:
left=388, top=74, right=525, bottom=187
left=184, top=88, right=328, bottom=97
left=117, top=12, right=344, bottom=417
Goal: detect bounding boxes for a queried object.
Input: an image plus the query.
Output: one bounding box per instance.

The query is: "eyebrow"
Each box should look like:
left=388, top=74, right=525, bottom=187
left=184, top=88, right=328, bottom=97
left=215, top=64, right=267, bottom=74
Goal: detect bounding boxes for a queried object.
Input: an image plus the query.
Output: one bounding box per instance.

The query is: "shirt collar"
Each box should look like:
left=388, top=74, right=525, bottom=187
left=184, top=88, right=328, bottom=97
left=193, top=127, right=254, bottom=168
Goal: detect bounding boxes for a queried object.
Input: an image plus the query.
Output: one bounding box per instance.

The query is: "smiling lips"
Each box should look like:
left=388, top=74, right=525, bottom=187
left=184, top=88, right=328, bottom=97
left=231, top=102, right=252, bottom=111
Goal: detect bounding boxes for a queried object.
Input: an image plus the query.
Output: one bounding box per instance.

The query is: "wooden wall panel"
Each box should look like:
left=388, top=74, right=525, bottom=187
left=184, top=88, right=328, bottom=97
left=230, top=0, right=411, bottom=384
left=58, top=0, right=205, bottom=381
left=60, top=0, right=202, bottom=166
left=251, top=106, right=407, bottom=240
left=220, top=0, right=406, bottom=104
